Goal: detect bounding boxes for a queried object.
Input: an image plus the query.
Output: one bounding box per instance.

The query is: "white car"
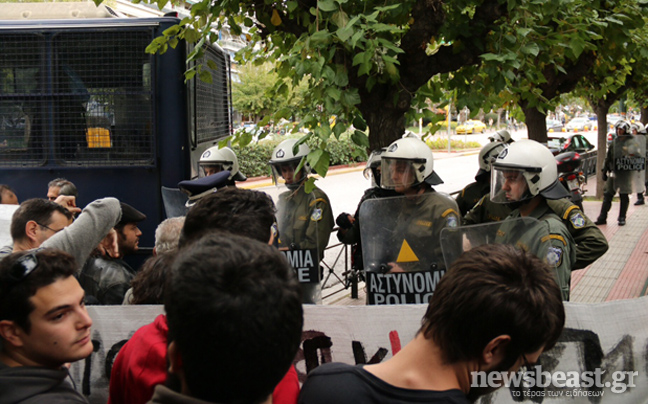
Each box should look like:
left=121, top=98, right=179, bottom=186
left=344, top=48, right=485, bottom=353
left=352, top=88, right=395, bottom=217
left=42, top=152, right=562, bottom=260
left=564, top=117, right=595, bottom=132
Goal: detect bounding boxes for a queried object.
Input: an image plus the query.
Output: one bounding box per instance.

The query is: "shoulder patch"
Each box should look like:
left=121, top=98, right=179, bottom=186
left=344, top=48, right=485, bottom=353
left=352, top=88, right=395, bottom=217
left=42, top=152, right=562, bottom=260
left=569, top=212, right=586, bottom=229
left=446, top=215, right=458, bottom=228
left=311, top=208, right=323, bottom=222
left=546, top=246, right=563, bottom=267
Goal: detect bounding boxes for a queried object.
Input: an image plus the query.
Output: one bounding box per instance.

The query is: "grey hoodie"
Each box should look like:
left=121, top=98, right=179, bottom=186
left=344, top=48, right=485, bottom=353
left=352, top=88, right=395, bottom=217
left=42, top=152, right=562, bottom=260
left=0, top=361, right=88, bottom=403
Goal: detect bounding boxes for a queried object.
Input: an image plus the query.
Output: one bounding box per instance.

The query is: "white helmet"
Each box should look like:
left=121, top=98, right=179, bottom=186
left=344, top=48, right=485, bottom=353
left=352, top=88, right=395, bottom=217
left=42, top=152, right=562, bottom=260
left=614, top=120, right=631, bottom=134
left=199, top=146, right=246, bottom=182
left=380, top=137, right=442, bottom=190
left=488, top=129, right=513, bottom=144
left=268, top=138, right=311, bottom=188
left=476, top=141, right=506, bottom=179
left=630, top=122, right=646, bottom=135
left=363, top=148, right=386, bottom=188
left=490, top=139, right=569, bottom=204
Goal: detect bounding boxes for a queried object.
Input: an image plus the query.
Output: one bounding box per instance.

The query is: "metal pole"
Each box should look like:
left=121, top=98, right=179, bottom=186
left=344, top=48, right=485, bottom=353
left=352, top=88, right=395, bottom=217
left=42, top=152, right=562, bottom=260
left=447, top=99, right=452, bottom=153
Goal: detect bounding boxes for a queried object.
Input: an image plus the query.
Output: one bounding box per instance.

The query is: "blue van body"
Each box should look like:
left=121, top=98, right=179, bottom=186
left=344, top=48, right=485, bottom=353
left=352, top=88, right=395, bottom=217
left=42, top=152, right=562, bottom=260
left=0, top=15, right=232, bottom=252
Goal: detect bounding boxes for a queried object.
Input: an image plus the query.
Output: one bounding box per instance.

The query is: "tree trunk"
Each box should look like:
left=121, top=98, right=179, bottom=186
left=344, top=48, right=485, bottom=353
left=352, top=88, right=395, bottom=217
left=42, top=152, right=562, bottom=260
left=522, top=107, right=548, bottom=143
left=641, top=106, right=648, bottom=126
left=362, top=107, right=408, bottom=151
left=591, top=101, right=612, bottom=200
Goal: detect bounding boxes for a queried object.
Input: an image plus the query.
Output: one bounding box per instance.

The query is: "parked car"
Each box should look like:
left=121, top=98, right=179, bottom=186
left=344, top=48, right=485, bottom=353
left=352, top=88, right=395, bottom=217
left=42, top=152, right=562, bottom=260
left=546, top=119, right=564, bottom=133
left=545, top=134, right=597, bottom=177
left=456, top=120, right=486, bottom=134
left=563, top=117, right=595, bottom=132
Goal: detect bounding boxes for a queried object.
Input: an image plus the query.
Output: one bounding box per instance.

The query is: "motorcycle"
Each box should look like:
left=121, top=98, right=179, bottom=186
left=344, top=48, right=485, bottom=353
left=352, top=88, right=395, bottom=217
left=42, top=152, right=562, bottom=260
left=555, top=151, right=585, bottom=210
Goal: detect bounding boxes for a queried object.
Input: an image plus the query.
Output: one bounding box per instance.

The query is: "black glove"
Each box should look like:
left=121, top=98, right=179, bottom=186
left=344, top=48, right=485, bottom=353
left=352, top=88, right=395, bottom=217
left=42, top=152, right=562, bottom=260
left=336, top=213, right=353, bottom=230
left=602, top=170, right=608, bottom=181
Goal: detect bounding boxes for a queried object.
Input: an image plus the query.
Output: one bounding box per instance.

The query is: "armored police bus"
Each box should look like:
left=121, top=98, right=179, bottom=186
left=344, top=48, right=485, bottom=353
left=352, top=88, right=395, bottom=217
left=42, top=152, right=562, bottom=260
left=0, top=2, right=232, bottom=250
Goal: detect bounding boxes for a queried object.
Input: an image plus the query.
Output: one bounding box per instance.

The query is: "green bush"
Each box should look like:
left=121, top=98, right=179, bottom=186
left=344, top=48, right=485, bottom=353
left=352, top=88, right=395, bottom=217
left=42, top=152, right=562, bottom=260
left=233, top=134, right=368, bottom=178
left=425, top=137, right=481, bottom=150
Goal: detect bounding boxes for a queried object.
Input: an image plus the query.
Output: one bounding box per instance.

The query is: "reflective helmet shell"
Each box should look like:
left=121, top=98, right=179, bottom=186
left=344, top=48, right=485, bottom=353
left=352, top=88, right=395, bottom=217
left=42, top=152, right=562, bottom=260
left=199, top=146, right=246, bottom=181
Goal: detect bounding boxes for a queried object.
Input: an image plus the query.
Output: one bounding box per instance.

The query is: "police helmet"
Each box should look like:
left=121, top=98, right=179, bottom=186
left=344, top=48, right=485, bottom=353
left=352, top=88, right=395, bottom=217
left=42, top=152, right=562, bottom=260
left=491, top=139, right=569, bottom=204
left=476, top=141, right=506, bottom=179
left=380, top=137, right=443, bottom=190
left=363, top=148, right=386, bottom=188
left=268, top=138, right=311, bottom=187
left=630, top=122, right=646, bottom=135
left=614, top=120, right=631, bottom=135
left=488, top=129, right=513, bottom=144
left=199, top=146, right=247, bottom=182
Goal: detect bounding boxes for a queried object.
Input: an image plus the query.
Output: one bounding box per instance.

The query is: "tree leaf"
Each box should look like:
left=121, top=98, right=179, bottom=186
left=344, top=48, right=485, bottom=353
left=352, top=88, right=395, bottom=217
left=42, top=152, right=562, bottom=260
left=351, top=130, right=370, bottom=148
left=318, top=0, right=337, bottom=12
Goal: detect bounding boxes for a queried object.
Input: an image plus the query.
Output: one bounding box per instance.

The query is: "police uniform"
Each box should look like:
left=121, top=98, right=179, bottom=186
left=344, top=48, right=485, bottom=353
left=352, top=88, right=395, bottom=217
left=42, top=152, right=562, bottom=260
left=465, top=195, right=606, bottom=270
left=597, top=137, right=636, bottom=224
left=455, top=180, right=489, bottom=217
left=462, top=194, right=511, bottom=226
left=389, top=189, right=460, bottom=272
left=277, top=186, right=333, bottom=260
left=547, top=198, right=608, bottom=270
left=496, top=200, right=575, bottom=300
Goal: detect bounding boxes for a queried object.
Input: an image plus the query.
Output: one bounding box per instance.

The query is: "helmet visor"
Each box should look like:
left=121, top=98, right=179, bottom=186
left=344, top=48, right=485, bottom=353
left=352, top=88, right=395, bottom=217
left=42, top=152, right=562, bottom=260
left=490, top=168, right=530, bottom=204
left=200, top=163, right=225, bottom=177
left=381, top=158, right=423, bottom=191
left=270, top=161, right=303, bottom=186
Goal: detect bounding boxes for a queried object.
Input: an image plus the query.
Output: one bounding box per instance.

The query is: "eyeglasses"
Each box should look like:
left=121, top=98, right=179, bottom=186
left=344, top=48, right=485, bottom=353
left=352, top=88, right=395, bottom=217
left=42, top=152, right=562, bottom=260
left=36, top=222, right=64, bottom=234
left=9, top=253, right=39, bottom=283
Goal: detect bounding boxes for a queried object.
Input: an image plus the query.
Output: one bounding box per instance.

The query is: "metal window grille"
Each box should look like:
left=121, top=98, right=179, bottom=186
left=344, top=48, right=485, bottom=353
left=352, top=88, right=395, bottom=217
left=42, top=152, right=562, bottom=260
left=0, top=29, right=154, bottom=168
left=195, top=46, right=231, bottom=144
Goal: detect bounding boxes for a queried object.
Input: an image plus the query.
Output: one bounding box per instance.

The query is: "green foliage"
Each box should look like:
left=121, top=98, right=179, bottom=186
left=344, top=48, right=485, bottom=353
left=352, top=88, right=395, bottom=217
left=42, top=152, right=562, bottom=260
left=231, top=135, right=368, bottom=178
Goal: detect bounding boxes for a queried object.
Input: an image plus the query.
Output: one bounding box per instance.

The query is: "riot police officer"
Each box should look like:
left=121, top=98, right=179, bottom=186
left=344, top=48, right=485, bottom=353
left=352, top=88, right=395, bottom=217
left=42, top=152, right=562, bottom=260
left=198, top=145, right=247, bottom=185
left=596, top=120, right=645, bottom=225
left=491, top=139, right=576, bottom=300
left=455, top=141, right=506, bottom=216
left=630, top=122, right=647, bottom=205
left=269, top=139, right=334, bottom=304
left=377, top=137, right=459, bottom=273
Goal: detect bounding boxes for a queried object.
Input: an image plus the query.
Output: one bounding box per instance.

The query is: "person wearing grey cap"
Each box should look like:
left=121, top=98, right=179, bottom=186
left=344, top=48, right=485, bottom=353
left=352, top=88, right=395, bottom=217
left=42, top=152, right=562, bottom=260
left=79, top=202, right=146, bottom=305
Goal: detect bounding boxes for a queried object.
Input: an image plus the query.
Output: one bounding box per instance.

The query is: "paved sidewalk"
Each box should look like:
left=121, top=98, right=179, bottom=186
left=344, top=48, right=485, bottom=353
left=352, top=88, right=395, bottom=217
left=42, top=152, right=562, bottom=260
left=571, top=189, right=648, bottom=302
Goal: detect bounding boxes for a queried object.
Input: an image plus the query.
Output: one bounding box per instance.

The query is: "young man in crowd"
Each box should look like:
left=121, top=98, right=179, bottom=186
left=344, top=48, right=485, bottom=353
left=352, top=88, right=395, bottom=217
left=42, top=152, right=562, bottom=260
left=298, top=244, right=565, bottom=403
left=149, top=233, right=303, bottom=404
left=0, top=249, right=93, bottom=403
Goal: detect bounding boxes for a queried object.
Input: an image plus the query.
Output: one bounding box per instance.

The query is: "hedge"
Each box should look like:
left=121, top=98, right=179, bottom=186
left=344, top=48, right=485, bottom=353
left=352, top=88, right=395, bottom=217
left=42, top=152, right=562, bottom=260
left=232, top=134, right=368, bottom=178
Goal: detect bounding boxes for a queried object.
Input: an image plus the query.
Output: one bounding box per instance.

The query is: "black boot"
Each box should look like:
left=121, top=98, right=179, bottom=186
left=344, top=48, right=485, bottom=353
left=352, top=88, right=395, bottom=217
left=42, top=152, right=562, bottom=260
left=618, top=194, right=629, bottom=226
left=636, top=193, right=646, bottom=205
left=595, top=193, right=613, bottom=225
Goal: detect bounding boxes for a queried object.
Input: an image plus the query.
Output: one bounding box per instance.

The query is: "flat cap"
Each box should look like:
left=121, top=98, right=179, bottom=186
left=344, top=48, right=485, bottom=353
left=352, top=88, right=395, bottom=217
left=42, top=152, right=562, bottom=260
left=118, top=202, right=146, bottom=227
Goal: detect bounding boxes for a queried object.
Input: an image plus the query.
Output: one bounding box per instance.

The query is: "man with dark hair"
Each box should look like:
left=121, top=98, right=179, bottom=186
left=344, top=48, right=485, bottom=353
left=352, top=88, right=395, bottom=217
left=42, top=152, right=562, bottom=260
left=154, top=233, right=303, bottom=404
left=1, top=197, right=121, bottom=271
left=0, top=249, right=93, bottom=403
left=298, top=244, right=565, bottom=403
left=179, top=187, right=276, bottom=248
left=109, top=189, right=300, bottom=404
left=0, top=185, right=18, bottom=205
left=47, top=178, right=78, bottom=201
left=79, top=202, right=146, bottom=304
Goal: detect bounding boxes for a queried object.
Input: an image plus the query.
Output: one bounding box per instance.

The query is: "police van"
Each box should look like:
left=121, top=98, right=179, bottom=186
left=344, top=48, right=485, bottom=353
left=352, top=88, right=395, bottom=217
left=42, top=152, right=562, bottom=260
left=0, top=2, right=232, bottom=251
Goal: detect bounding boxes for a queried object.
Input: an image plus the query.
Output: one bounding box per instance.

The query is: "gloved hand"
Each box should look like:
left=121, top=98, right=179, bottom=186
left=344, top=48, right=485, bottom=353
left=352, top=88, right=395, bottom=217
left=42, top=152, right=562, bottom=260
left=336, top=213, right=354, bottom=230
left=602, top=170, right=608, bottom=181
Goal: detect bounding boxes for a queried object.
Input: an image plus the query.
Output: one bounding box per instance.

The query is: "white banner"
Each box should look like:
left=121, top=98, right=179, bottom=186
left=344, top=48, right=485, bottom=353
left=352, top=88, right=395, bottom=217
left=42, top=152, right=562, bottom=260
left=71, top=298, right=648, bottom=404
left=0, top=204, right=18, bottom=248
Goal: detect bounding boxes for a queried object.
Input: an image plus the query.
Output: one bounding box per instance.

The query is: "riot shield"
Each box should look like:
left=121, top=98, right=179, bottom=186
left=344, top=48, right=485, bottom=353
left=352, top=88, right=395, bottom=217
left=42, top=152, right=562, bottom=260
left=613, top=135, right=646, bottom=194
left=275, top=185, right=328, bottom=304
left=439, top=217, right=566, bottom=294
left=359, top=193, right=460, bottom=305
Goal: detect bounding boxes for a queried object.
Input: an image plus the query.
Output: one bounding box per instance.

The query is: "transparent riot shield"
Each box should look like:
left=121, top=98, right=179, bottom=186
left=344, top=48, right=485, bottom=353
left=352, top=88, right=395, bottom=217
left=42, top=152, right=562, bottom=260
left=275, top=185, right=328, bottom=304
left=359, top=193, right=460, bottom=305
left=613, top=135, right=646, bottom=194
left=439, top=217, right=566, bottom=294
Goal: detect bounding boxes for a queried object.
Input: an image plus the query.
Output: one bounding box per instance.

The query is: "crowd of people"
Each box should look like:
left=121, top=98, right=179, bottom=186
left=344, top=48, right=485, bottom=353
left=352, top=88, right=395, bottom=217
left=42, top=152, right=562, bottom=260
left=0, top=126, right=630, bottom=403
